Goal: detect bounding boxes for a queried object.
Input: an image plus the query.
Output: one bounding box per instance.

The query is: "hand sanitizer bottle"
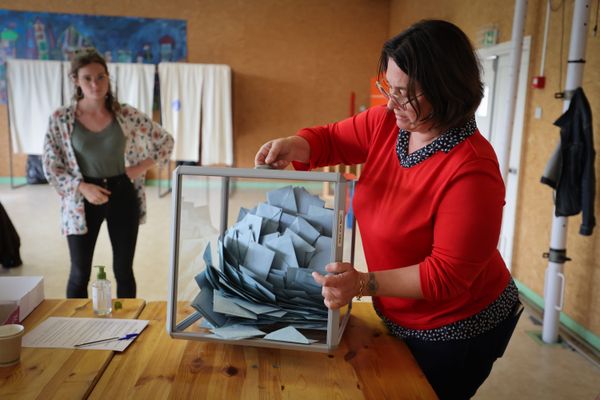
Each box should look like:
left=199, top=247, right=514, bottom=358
left=92, top=266, right=112, bottom=316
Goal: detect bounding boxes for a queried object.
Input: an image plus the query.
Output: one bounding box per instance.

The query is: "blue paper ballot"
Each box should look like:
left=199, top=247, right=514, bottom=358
left=222, top=259, right=243, bottom=286
left=252, top=280, right=277, bottom=303
left=236, top=229, right=255, bottom=263
left=264, top=235, right=299, bottom=270
left=286, top=267, right=322, bottom=295
left=260, top=232, right=280, bottom=245
left=267, top=185, right=298, bottom=213
left=282, top=228, right=315, bottom=252
left=305, top=205, right=334, bottom=237
left=237, top=270, right=277, bottom=303
left=203, top=242, right=213, bottom=267
left=213, top=291, right=257, bottom=320
left=282, top=228, right=316, bottom=267
left=242, top=241, right=275, bottom=280
left=235, top=214, right=263, bottom=242
left=199, top=318, right=215, bottom=329
left=263, top=326, right=318, bottom=344
left=229, top=296, right=279, bottom=314
left=290, top=296, right=324, bottom=307
left=278, top=212, right=297, bottom=232
left=217, top=237, right=226, bottom=272
left=204, top=264, right=221, bottom=289
left=218, top=275, right=256, bottom=303
left=308, top=236, right=333, bottom=274
left=264, top=310, right=287, bottom=318
left=256, top=202, right=283, bottom=234
left=224, top=230, right=242, bottom=265
left=267, top=270, right=285, bottom=288
left=210, top=324, right=266, bottom=340
left=191, top=287, right=228, bottom=328
left=239, top=265, right=275, bottom=291
left=289, top=216, right=321, bottom=244
left=290, top=323, right=328, bottom=331
left=279, top=288, right=308, bottom=300
left=293, top=187, right=325, bottom=214
left=236, top=207, right=250, bottom=222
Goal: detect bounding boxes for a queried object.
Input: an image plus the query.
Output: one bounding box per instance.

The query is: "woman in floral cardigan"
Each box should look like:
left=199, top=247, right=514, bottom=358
left=43, top=48, right=173, bottom=299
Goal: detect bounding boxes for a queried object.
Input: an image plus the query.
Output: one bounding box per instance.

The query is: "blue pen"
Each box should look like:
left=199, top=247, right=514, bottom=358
left=74, top=333, right=139, bottom=347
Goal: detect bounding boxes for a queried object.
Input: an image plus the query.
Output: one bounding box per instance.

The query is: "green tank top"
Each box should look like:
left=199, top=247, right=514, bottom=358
left=71, top=119, right=126, bottom=178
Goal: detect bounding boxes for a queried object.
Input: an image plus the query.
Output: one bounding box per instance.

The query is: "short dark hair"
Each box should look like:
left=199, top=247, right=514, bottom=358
left=70, top=47, right=120, bottom=113
left=378, top=20, right=483, bottom=130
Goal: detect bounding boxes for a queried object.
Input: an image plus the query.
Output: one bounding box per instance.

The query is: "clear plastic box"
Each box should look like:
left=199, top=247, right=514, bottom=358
left=166, top=166, right=355, bottom=352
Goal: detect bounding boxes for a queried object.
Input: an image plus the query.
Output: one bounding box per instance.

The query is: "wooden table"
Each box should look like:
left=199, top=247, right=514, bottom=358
left=0, top=298, right=145, bottom=400
left=90, top=301, right=437, bottom=399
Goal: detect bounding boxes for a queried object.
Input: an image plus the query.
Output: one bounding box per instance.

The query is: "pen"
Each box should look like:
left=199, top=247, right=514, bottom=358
left=74, top=333, right=139, bottom=347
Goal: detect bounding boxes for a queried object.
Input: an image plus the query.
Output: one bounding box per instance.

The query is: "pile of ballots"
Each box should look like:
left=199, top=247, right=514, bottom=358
left=191, top=185, right=336, bottom=343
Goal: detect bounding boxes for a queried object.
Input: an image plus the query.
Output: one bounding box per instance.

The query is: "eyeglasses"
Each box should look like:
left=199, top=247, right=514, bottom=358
left=375, top=80, right=423, bottom=110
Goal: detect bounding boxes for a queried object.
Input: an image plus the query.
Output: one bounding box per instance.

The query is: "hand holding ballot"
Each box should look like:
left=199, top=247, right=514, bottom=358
left=312, top=262, right=365, bottom=310
left=254, top=136, right=311, bottom=170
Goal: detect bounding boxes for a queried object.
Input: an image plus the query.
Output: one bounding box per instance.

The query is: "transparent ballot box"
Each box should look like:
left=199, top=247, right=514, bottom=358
left=167, top=166, right=355, bottom=352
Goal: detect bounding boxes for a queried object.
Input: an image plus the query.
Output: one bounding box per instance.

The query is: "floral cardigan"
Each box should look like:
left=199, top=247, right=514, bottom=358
left=42, top=104, right=174, bottom=236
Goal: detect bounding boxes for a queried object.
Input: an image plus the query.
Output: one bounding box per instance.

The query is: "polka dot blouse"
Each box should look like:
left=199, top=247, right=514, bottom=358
left=396, top=118, right=478, bottom=168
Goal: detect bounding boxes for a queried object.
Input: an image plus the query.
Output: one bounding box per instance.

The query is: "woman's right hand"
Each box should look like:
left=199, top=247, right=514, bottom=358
left=78, top=182, right=111, bottom=205
left=254, top=136, right=310, bottom=169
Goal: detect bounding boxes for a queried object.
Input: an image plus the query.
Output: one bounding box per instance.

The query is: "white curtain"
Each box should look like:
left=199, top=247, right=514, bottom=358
left=115, top=63, right=155, bottom=117
left=62, top=61, right=73, bottom=106
left=158, top=62, right=203, bottom=162
left=201, top=65, right=233, bottom=166
left=7, top=59, right=62, bottom=155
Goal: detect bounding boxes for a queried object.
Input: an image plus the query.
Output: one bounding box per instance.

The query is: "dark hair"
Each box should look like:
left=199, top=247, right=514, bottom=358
left=378, top=20, right=483, bottom=130
left=70, top=47, right=120, bottom=113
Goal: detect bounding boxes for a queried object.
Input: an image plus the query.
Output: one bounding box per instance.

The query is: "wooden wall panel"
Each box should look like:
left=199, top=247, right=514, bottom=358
left=0, top=0, right=389, bottom=176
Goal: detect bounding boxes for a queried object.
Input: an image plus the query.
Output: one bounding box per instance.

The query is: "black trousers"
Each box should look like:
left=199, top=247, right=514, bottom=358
left=66, top=174, right=139, bottom=298
left=404, top=302, right=524, bottom=400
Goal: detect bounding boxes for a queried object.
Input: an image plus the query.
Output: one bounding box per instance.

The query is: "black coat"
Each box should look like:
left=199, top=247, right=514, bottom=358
left=541, top=87, right=596, bottom=236
left=0, top=202, right=22, bottom=268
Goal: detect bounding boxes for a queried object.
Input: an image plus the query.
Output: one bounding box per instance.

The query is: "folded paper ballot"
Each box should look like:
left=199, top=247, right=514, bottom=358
left=190, top=185, right=333, bottom=344
left=264, top=326, right=318, bottom=344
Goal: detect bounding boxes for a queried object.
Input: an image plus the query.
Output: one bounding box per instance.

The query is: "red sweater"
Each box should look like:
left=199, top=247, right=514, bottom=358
left=296, top=106, right=511, bottom=330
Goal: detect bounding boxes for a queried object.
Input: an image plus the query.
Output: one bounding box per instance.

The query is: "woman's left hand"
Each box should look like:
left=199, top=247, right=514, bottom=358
left=312, top=262, right=363, bottom=309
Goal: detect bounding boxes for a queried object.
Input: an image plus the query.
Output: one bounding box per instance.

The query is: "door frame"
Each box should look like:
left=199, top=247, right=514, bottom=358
left=476, top=36, right=531, bottom=270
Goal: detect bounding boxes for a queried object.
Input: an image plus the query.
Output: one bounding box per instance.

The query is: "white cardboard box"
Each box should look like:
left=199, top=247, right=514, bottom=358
left=0, top=276, right=44, bottom=324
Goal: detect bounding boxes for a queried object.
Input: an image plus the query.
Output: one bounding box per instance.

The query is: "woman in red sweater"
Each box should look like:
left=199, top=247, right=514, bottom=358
left=255, top=20, right=522, bottom=399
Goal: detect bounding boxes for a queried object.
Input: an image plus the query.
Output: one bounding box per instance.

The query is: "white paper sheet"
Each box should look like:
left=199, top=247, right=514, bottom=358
left=22, top=317, right=148, bottom=351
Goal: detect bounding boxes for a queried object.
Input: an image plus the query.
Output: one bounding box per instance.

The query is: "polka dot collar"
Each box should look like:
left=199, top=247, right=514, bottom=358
left=396, top=118, right=477, bottom=168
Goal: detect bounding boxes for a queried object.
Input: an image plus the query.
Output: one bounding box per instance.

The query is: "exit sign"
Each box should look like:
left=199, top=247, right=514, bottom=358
left=481, top=27, right=499, bottom=47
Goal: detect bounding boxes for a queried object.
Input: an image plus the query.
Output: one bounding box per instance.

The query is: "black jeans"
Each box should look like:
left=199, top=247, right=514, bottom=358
left=66, top=174, right=140, bottom=298
left=404, top=302, right=524, bottom=400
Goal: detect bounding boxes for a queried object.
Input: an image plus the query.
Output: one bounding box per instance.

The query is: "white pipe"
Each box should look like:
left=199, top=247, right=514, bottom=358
left=542, top=0, right=591, bottom=344
left=496, top=0, right=527, bottom=182
left=540, top=0, right=551, bottom=76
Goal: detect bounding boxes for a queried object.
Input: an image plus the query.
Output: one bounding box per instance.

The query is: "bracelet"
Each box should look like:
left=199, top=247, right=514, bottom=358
left=356, top=274, right=366, bottom=300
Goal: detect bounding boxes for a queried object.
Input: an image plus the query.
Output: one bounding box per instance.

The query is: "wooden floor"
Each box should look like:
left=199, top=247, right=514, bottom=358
left=1, top=183, right=599, bottom=399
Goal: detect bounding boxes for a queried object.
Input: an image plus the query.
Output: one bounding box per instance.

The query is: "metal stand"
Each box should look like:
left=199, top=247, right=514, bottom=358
left=542, top=0, right=590, bottom=344
left=157, top=161, right=172, bottom=198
